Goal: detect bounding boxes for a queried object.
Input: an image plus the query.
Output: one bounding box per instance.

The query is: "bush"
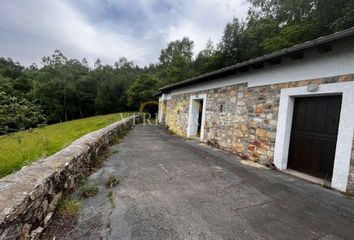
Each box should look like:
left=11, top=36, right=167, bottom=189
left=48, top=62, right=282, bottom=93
left=0, top=91, right=46, bottom=134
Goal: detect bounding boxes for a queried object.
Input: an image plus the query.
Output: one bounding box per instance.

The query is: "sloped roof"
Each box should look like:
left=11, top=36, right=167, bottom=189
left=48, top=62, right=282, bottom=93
left=159, top=27, right=354, bottom=93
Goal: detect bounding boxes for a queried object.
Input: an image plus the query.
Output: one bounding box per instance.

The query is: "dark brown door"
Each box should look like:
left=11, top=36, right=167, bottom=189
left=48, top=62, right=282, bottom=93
left=288, top=95, right=342, bottom=180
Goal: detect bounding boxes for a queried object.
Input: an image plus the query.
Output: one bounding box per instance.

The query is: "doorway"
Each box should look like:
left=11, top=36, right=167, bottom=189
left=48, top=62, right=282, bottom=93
left=196, top=100, right=204, bottom=136
left=187, top=94, right=206, bottom=140
left=273, top=82, right=354, bottom=191
left=287, top=95, right=342, bottom=180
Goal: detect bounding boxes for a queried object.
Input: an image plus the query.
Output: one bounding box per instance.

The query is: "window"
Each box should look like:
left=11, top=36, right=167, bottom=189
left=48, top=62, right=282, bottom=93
left=219, top=104, right=224, bottom=113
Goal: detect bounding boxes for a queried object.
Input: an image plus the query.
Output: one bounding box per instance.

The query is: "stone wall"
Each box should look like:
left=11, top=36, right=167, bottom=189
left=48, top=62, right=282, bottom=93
left=163, top=74, right=354, bottom=167
left=0, top=116, right=137, bottom=240
left=165, top=95, right=190, bottom=136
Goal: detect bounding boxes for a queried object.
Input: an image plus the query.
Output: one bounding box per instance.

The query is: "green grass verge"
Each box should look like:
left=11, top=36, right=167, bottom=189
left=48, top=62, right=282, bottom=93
left=0, top=112, right=133, bottom=178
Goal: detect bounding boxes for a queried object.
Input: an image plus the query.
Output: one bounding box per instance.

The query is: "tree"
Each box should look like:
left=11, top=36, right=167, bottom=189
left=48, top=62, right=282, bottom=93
left=247, top=0, right=316, bottom=25
left=94, top=65, right=125, bottom=114
left=194, top=40, right=222, bottom=74
left=309, top=0, right=354, bottom=35
left=218, top=18, right=248, bottom=67
left=0, top=75, right=14, bottom=95
left=94, top=58, right=102, bottom=69
left=260, top=24, right=307, bottom=53
left=242, top=16, right=281, bottom=57
left=75, top=74, right=97, bottom=118
left=247, top=0, right=354, bottom=41
left=0, top=91, right=45, bottom=134
left=211, top=0, right=354, bottom=68
left=329, top=1, right=354, bottom=31
left=0, top=57, right=24, bottom=80
left=94, top=58, right=139, bottom=114
left=33, top=50, right=89, bottom=122
left=127, top=74, right=159, bottom=108
left=158, top=37, right=196, bottom=85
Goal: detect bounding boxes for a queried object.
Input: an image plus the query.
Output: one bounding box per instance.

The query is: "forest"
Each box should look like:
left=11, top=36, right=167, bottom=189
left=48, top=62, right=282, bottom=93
left=1, top=0, right=353, bottom=133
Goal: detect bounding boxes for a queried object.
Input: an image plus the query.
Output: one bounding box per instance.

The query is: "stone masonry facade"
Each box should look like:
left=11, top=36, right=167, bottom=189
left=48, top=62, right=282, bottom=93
left=160, top=74, right=354, bottom=191
left=0, top=116, right=138, bottom=240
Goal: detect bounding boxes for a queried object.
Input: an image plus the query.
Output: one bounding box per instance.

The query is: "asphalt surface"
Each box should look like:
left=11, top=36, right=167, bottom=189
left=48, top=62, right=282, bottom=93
left=68, top=125, right=354, bottom=240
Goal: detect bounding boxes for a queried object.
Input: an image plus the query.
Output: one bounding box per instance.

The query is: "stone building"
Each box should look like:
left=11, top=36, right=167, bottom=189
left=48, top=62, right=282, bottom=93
left=157, top=28, right=354, bottom=193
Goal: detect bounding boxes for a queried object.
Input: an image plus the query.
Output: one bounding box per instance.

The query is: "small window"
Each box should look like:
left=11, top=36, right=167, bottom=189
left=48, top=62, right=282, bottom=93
left=177, top=110, right=180, bottom=115
left=219, top=104, right=224, bottom=113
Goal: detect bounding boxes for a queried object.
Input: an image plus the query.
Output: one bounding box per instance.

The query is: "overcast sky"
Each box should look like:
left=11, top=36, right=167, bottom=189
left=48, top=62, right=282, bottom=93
left=0, top=0, right=250, bottom=67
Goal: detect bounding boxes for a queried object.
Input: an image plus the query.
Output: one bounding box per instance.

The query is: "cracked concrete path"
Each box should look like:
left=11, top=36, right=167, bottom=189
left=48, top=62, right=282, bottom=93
left=69, top=125, right=354, bottom=240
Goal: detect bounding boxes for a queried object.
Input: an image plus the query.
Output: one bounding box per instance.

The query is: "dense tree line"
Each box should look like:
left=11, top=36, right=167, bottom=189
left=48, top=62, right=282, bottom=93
left=0, top=52, right=151, bottom=131
left=1, top=0, right=353, bottom=133
left=194, top=0, right=354, bottom=72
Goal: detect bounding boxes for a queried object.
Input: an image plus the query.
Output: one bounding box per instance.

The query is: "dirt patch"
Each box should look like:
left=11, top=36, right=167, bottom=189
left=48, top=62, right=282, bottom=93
left=40, top=216, right=78, bottom=240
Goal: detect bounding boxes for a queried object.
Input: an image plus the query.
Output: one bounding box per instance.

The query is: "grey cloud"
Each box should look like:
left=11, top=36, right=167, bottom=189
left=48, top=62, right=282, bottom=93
left=0, top=0, right=249, bottom=66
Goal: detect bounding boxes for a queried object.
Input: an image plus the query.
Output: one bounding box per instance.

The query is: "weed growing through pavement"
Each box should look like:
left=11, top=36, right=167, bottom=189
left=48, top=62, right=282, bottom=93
left=107, top=191, right=115, bottom=209
left=80, top=183, right=99, bottom=198
left=56, top=197, right=81, bottom=218
left=106, top=176, right=119, bottom=188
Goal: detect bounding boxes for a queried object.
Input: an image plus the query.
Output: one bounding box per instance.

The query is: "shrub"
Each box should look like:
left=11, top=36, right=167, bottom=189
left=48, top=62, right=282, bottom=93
left=0, top=91, right=46, bottom=134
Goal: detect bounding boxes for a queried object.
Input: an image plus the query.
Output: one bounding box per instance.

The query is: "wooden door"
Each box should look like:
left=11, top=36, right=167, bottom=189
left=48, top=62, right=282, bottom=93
left=288, top=95, right=342, bottom=179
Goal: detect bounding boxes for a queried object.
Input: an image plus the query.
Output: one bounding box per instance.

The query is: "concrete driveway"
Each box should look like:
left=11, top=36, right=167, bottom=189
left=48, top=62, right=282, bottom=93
left=68, top=125, right=354, bottom=240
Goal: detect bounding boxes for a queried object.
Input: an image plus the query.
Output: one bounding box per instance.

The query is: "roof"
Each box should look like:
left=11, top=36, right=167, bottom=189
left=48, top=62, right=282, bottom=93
left=158, top=27, right=354, bottom=94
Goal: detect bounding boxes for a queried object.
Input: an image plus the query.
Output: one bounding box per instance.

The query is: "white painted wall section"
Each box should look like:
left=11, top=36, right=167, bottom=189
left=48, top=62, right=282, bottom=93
left=168, top=40, right=354, bottom=96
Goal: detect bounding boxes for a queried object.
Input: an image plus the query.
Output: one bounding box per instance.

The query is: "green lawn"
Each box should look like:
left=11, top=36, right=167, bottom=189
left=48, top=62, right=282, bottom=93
left=0, top=112, right=133, bottom=178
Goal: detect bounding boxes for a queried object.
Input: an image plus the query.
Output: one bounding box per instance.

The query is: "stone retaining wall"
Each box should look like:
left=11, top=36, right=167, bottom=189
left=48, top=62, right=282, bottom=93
left=0, top=116, right=138, bottom=240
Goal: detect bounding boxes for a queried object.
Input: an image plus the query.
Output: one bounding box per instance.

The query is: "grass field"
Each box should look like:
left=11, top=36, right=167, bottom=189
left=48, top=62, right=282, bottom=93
left=0, top=112, right=133, bottom=178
